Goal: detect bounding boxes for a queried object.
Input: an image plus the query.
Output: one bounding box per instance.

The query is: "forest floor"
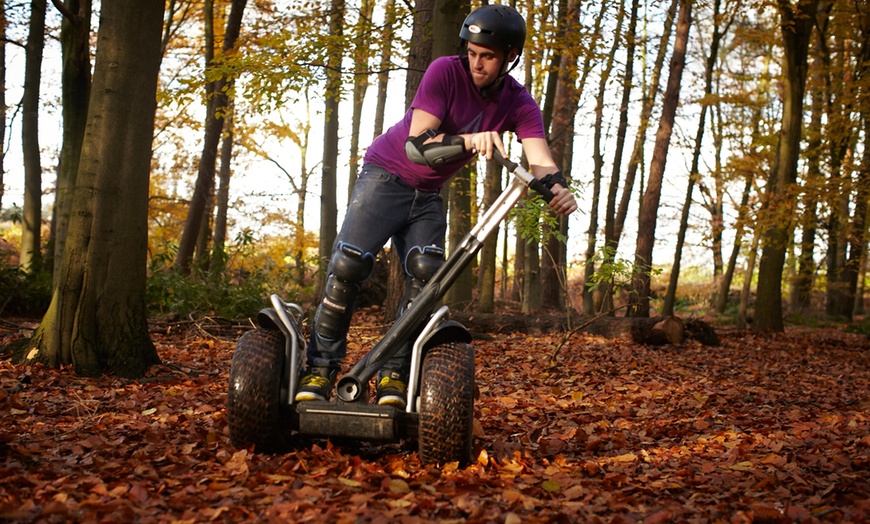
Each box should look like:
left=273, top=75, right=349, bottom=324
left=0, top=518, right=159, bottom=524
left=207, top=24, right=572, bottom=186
left=0, top=310, right=868, bottom=523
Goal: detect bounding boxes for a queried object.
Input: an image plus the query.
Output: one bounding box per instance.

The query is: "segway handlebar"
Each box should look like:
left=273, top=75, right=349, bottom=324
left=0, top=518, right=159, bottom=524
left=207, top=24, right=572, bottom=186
left=490, top=149, right=555, bottom=204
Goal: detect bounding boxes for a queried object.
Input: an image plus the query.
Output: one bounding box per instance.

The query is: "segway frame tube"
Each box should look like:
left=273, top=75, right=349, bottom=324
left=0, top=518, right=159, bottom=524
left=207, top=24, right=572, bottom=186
left=336, top=151, right=553, bottom=403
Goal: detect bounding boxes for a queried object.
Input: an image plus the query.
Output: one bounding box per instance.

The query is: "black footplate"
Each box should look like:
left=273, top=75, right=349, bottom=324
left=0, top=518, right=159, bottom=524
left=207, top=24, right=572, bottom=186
left=295, top=402, right=419, bottom=441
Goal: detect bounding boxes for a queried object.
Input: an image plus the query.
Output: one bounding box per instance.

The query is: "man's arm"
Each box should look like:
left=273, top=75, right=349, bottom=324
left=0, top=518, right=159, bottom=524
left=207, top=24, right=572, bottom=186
left=521, top=137, right=577, bottom=216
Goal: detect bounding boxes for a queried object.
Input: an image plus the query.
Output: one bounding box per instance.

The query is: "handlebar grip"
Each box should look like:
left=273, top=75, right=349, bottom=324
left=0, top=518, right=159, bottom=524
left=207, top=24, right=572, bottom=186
left=491, top=148, right=518, bottom=172
left=491, top=149, right=555, bottom=203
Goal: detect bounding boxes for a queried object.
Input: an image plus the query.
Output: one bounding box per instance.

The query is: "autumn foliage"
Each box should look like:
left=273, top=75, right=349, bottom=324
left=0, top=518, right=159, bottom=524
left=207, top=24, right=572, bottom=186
left=1, top=310, right=868, bottom=522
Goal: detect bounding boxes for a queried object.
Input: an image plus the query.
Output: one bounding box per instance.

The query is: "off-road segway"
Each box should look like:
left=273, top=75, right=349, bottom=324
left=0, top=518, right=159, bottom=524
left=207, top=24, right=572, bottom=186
left=227, top=151, right=556, bottom=465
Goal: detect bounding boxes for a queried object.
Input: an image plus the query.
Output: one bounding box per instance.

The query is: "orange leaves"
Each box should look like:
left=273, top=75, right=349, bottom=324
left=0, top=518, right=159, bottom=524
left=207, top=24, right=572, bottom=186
left=1, top=320, right=869, bottom=521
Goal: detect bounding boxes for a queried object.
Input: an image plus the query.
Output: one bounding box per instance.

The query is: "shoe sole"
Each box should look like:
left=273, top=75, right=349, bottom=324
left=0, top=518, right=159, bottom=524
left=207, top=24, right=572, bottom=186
left=295, top=392, right=328, bottom=402
left=377, top=394, right=406, bottom=408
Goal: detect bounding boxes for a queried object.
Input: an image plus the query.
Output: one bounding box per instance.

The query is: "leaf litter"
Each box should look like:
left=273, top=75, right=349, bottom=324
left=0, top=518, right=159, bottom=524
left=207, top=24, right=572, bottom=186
left=1, top=316, right=868, bottom=522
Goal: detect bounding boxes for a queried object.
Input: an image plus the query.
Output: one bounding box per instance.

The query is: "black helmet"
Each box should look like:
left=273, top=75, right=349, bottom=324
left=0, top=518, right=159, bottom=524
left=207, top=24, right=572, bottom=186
left=459, top=5, right=526, bottom=55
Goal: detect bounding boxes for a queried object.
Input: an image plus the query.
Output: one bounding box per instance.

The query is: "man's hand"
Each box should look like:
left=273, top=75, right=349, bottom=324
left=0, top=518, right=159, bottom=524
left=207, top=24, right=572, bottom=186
left=464, top=131, right=506, bottom=160
left=548, top=183, right=577, bottom=216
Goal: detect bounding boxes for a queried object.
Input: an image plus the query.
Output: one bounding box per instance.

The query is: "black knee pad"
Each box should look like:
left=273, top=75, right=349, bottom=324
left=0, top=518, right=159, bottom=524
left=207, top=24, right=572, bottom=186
left=405, top=245, right=445, bottom=283
left=315, top=243, right=375, bottom=341
left=399, top=245, right=444, bottom=314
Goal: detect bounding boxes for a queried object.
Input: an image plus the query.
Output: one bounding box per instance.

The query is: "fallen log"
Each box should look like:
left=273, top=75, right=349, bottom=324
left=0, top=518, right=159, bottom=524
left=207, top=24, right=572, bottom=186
left=450, top=311, right=720, bottom=346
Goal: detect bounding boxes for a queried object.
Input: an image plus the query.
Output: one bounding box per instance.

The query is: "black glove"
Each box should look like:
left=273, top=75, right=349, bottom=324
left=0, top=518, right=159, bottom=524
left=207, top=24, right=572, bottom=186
left=540, top=171, right=568, bottom=191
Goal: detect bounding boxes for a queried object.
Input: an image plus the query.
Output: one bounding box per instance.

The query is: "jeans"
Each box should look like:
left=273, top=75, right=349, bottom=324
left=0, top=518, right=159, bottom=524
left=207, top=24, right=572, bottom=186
left=307, top=164, right=447, bottom=372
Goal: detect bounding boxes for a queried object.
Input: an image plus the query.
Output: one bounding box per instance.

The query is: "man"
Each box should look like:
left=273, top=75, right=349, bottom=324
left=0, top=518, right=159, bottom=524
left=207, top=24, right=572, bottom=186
left=296, top=4, right=578, bottom=408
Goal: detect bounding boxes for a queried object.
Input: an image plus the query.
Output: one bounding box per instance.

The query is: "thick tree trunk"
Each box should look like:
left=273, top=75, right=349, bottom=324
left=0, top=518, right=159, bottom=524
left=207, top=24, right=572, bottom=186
left=628, top=0, right=692, bottom=318
left=20, top=0, right=46, bottom=273
left=432, top=0, right=471, bottom=310
left=52, top=0, right=92, bottom=287
left=754, top=0, right=822, bottom=331
left=25, top=0, right=165, bottom=378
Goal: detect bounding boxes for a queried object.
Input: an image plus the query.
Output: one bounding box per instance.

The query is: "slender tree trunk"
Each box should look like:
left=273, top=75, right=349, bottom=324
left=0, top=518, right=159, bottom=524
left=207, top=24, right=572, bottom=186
left=541, top=0, right=584, bottom=311
left=25, top=0, right=164, bottom=378
left=791, top=37, right=826, bottom=314
left=737, top=226, right=761, bottom=330
left=478, top=161, right=501, bottom=313
left=175, top=0, right=247, bottom=274
left=754, top=0, right=823, bottom=331
left=0, top=1, right=6, bottom=210
left=663, top=0, right=725, bottom=316
left=372, top=0, right=397, bottom=139
left=576, top=0, right=610, bottom=315
left=347, top=0, right=373, bottom=200
left=627, top=0, right=692, bottom=318
left=211, top=109, right=233, bottom=271
left=592, top=0, right=625, bottom=313
left=603, top=0, right=677, bottom=262
left=20, top=0, right=46, bottom=273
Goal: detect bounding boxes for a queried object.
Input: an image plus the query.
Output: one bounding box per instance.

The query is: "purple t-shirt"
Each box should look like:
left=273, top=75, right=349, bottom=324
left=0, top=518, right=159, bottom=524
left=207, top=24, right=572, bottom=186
left=364, top=55, right=545, bottom=192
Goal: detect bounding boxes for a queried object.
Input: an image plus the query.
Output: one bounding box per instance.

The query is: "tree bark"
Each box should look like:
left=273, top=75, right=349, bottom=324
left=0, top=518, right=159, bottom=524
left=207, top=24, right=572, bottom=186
left=51, top=0, right=92, bottom=287
left=478, top=160, right=501, bottom=313
left=25, top=0, right=165, bottom=378
left=663, top=0, right=726, bottom=316
left=754, top=0, right=823, bottom=331
left=347, top=0, right=374, bottom=200
left=384, top=0, right=434, bottom=322
left=0, top=1, right=7, bottom=210
left=542, top=0, right=584, bottom=311
left=372, top=0, right=397, bottom=139
left=20, top=0, right=46, bottom=273
left=627, top=0, right=692, bottom=318
left=175, top=0, right=247, bottom=274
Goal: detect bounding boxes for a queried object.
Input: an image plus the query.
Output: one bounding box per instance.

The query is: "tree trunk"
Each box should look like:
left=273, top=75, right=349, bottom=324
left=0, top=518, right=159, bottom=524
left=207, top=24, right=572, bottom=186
left=628, top=0, right=692, bottom=318
left=478, top=160, right=501, bottom=313
left=24, top=0, right=165, bottom=378
left=791, top=36, right=825, bottom=315
left=754, top=0, right=822, bottom=331
left=317, top=0, right=344, bottom=293
left=51, top=0, right=92, bottom=287
left=347, top=0, right=374, bottom=200
left=601, top=0, right=677, bottom=281
left=211, top=109, right=233, bottom=271
left=175, top=0, right=247, bottom=274
left=372, top=0, right=397, bottom=139
left=542, top=0, right=584, bottom=311
left=384, top=0, right=434, bottom=322
left=0, top=1, right=5, bottom=210
left=592, top=0, right=625, bottom=313
left=663, top=0, right=725, bottom=316
left=444, top=166, right=474, bottom=309
left=522, top=237, right=541, bottom=312
left=20, top=0, right=46, bottom=273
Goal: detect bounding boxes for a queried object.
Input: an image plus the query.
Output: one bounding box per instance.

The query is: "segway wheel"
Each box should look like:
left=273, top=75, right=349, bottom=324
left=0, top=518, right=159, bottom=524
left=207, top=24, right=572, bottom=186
left=227, top=328, right=292, bottom=453
left=418, top=342, right=475, bottom=466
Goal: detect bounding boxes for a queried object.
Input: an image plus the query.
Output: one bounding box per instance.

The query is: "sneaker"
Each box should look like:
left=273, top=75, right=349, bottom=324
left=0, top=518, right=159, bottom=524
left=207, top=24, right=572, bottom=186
left=377, top=371, right=408, bottom=409
left=295, top=368, right=335, bottom=402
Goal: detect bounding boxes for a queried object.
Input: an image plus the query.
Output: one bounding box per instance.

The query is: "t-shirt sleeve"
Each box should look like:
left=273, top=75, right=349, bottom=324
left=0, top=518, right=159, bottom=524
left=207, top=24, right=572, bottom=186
left=409, top=57, right=454, bottom=121
left=510, top=91, right=546, bottom=141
